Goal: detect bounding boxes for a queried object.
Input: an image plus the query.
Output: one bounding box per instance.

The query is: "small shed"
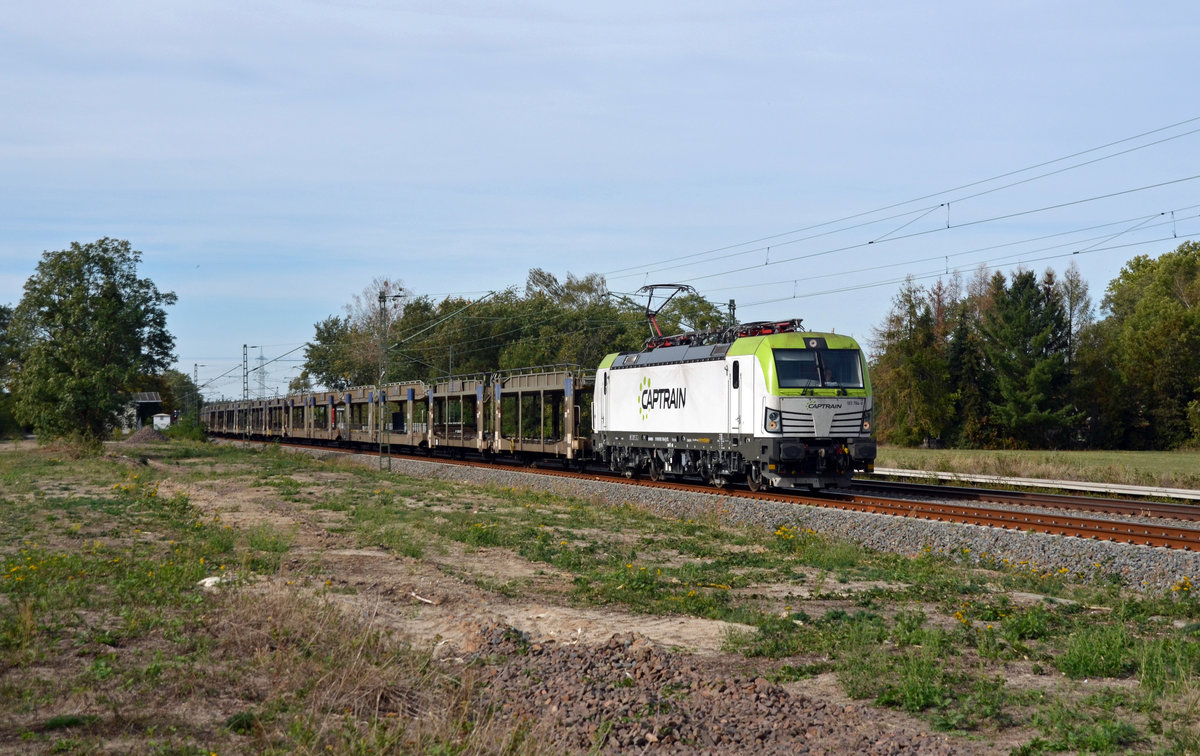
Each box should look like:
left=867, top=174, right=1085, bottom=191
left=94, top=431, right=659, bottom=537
left=152, top=413, right=172, bottom=431
left=122, top=392, right=163, bottom=432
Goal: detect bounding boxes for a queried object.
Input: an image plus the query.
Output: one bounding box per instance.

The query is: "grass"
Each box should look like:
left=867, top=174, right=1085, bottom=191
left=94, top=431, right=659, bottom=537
left=3, top=440, right=1200, bottom=753
left=876, top=445, right=1200, bottom=490
left=0, top=443, right=555, bottom=754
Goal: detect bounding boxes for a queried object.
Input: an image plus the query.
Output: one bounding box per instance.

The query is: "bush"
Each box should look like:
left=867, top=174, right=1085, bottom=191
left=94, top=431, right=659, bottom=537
left=166, top=417, right=207, bottom=442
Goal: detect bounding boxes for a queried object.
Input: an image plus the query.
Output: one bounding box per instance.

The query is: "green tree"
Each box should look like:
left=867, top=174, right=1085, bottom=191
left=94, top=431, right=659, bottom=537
left=303, top=316, right=363, bottom=390
left=1070, top=318, right=1131, bottom=448
left=8, top=239, right=176, bottom=442
left=0, top=303, right=13, bottom=383
left=163, top=369, right=202, bottom=422
left=303, top=278, right=410, bottom=390
left=981, top=269, right=1079, bottom=448
left=288, top=370, right=315, bottom=393
left=1101, top=241, right=1200, bottom=447
left=871, top=278, right=952, bottom=446
left=0, top=304, right=20, bottom=437
left=945, top=302, right=995, bottom=447
left=658, top=292, right=726, bottom=334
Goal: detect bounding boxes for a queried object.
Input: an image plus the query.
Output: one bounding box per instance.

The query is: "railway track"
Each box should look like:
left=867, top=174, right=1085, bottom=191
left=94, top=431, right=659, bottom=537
left=238, top=438, right=1200, bottom=552
left=851, top=479, right=1200, bottom=521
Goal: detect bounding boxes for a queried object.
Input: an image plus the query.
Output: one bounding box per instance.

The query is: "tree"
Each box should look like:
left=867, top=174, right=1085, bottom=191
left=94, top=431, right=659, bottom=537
left=303, top=278, right=413, bottom=390
left=1059, top=261, right=1094, bottom=370
left=981, top=269, right=1079, bottom=448
left=0, top=303, right=14, bottom=384
left=303, top=315, right=363, bottom=391
left=162, top=369, right=202, bottom=422
left=288, top=370, right=315, bottom=393
left=1101, top=241, right=1200, bottom=447
left=8, top=239, right=177, bottom=442
left=870, top=277, right=952, bottom=446
left=0, top=303, right=19, bottom=438
left=945, top=301, right=995, bottom=447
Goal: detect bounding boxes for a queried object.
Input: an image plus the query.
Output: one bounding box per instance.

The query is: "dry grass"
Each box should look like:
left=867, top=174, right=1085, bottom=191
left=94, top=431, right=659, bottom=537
left=877, top=446, right=1200, bottom=490
left=198, top=587, right=553, bottom=754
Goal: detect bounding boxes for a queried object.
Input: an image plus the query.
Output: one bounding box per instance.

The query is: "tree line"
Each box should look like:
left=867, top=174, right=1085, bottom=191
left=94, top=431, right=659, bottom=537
left=5, top=236, right=1194, bottom=451
left=294, top=270, right=726, bottom=391
left=870, top=241, right=1200, bottom=450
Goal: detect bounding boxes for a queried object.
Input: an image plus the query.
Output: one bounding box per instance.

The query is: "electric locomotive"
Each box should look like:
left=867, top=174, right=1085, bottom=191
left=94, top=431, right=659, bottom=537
left=592, top=319, right=875, bottom=490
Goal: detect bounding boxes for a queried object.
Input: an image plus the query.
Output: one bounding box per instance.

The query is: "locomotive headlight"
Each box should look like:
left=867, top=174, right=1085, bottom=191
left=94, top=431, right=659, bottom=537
left=765, top=409, right=781, bottom=433
left=861, top=410, right=873, bottom=433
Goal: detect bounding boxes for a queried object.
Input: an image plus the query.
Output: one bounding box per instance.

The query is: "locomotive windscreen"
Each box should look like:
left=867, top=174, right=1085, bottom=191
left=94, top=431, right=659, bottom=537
left=774, top=349, right=863, bottom=389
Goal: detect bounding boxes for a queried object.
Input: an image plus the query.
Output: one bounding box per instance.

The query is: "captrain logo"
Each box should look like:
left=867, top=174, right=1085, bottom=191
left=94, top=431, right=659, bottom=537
left=638, top=377, right=650, bottom=420
left=637, top=376, right=687, bottom=421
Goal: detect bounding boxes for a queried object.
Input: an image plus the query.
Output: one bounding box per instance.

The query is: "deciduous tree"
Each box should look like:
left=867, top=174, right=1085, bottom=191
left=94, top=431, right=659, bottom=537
left=1101, top=241, right=1200, bottom=447
left=9, top=239, right=176, bottom=442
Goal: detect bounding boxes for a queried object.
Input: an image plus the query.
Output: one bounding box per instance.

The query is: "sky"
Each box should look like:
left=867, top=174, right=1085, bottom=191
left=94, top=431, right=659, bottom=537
left=2, top=1, right=1198, bottom=399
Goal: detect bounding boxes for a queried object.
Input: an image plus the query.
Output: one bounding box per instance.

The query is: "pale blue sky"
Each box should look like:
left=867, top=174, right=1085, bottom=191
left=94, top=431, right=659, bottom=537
left=2, top=1, right=1197, bottom=397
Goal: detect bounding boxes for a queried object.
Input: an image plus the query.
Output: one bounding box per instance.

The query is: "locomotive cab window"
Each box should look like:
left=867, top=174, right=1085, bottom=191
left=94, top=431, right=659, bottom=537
left=732, top=360, right=740, bottom=389
left=774, top=349, right=863, bottom=389
left=820, top=349, right=864, bottom=388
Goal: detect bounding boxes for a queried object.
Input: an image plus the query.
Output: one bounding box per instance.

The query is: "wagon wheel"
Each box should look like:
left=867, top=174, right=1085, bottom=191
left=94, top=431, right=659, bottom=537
left=648, top=456, right=664, bottom=482
left=708, top=470, right=727, bottom=489
left=745, top=463, right=764, bottom=493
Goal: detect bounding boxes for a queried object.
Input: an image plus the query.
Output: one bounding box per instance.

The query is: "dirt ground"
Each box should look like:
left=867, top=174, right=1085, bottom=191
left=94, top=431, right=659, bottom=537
left=151, top=467, right=1026, bottom=753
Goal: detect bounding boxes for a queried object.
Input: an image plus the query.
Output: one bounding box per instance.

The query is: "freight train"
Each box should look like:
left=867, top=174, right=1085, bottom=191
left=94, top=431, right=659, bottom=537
left=202, top=319, right=876, bottom=490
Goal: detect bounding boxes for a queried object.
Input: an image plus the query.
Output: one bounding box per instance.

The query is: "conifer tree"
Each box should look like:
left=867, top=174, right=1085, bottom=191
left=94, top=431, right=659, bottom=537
left=981, top=270, right=1078, bottom=447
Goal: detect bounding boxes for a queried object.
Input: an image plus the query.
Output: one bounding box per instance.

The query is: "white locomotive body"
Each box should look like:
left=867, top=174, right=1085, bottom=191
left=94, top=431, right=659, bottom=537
left=593, top=323, right=875, bottom=490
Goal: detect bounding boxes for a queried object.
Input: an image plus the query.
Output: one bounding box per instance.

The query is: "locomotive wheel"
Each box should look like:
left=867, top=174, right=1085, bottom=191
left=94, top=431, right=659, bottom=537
left=648, top=456, right=664, bottom=482
left=745, top=463, right=764, bottom=492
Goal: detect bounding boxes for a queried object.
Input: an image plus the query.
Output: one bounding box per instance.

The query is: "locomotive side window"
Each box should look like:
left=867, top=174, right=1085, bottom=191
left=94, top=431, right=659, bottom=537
left=774, top=349, right=864, bottom=389
left=732, top=360, right=740, bottom=389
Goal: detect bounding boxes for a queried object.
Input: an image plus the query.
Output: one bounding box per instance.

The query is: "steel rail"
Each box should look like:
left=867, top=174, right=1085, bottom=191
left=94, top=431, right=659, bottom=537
left=851, top=479, right=1200, bottom=521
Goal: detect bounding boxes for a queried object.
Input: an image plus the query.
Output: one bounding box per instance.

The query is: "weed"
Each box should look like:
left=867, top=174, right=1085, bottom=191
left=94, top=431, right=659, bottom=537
left=1032, top=700, right=1141, bottom=752
left=876, top=648, right=954, bottom=713
left=891, top=608, right=927, bottom=646
left=1055, top=624, right=1135, bottom=679
left=1001, top=603, right=1056, bottom=642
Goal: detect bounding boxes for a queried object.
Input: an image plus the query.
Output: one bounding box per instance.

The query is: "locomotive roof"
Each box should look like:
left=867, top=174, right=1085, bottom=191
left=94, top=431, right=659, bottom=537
left=611, top=342, right=729, bottom=368
left=603, top=328, right=863, bottom=370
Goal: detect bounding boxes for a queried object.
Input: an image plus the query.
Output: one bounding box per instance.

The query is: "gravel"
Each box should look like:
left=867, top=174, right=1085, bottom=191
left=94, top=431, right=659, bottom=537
left=125, top=425, right=170, bottom=443
left=468, top=623, right=966, bottom=755
left=327, top=451, right=1200, bottom=593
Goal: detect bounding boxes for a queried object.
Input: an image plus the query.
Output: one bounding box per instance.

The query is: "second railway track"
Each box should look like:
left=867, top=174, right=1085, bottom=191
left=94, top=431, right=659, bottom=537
left=249, top=438, right=1200, bottom=552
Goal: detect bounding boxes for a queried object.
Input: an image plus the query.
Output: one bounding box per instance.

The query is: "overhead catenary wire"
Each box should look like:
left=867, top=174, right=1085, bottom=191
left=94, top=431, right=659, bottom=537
left=667, top=174, right=1200, bottom=287
left=738, top=233, right=1190, bottom=310
left=700, top=205, right=1200, bottom=297
left=603, top=115, right=1200, bottom=279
